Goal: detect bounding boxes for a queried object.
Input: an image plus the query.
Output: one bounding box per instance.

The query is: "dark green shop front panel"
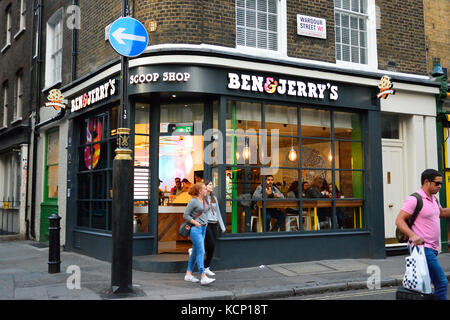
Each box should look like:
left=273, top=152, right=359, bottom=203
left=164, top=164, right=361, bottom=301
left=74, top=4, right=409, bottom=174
left=71, top=230, right=155, bottom=262
left=213, top=231, right=374, bottom=270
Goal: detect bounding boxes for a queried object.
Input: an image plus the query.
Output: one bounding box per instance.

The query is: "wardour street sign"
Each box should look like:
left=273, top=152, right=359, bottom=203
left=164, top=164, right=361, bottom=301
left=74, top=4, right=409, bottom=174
left=109, top=17, right=148, bottom=57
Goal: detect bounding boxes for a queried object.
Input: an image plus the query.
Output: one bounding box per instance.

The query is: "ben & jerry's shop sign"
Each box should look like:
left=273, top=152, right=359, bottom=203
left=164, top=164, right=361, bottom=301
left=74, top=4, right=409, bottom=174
left=71, top=79, right=117, bottom=113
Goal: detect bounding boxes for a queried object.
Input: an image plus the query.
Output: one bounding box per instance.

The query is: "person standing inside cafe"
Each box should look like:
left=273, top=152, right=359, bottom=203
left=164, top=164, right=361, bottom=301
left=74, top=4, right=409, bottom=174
left=395, top=169, right=450, bottom=300
left=171, top=177, right=183, bottom=195
left=252, top=175, right=286, bottom=232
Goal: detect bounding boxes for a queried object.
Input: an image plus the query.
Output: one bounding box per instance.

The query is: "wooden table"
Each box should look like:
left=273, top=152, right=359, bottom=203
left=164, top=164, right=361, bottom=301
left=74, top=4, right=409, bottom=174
left=256, top=200, right=363, bottom=232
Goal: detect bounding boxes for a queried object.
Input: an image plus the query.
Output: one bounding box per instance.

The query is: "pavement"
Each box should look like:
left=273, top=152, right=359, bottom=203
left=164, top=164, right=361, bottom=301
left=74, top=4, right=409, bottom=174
left=0, top=239, right=449, bottom=300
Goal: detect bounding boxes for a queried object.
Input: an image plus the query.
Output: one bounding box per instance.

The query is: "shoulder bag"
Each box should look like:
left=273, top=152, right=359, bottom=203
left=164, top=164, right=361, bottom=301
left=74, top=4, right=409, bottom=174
left=395, top=192, right=422, bottom=243
left=178, top=199, right=205, bottom=238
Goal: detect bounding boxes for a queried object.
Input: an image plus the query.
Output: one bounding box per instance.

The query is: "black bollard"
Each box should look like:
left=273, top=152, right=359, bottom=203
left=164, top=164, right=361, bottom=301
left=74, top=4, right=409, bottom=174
left=48, top=214, right=61, bottom=274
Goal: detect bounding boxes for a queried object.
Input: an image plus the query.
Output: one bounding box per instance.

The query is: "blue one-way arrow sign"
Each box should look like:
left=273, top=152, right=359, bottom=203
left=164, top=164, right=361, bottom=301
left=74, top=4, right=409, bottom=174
left=109, top=17, right=148, bottom=57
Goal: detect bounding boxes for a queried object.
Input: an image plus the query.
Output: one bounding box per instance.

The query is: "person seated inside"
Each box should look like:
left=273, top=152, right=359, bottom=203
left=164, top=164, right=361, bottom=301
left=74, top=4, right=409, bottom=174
left=171, top=177, right=183, bottom=196
left=252, top=175, right=286, bottom=232
left=301, top=181, right=310, bottom=197
left=158, top=179, right=164, bottom=205
left=182, top=178, right=192, bottom=192
left=305, top=176, right=332, bottom=227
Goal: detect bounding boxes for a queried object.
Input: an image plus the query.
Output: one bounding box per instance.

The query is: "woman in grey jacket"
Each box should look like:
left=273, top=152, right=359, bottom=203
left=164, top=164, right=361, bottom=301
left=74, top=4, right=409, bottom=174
left=183, top=183, right=215, bottom=285
left=203, top=180, right=226, bottom=276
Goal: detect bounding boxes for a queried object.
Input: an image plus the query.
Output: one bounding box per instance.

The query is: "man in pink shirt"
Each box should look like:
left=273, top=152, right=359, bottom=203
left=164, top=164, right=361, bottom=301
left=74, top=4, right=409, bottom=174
left=396, top=169, right=450, bottom=300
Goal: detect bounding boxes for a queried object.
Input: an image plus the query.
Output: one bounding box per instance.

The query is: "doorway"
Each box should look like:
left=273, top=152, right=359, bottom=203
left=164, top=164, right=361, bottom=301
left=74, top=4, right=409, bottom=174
left=382, top=143, right=405, bottom=242
left=157, top=102, right=205, bottom=253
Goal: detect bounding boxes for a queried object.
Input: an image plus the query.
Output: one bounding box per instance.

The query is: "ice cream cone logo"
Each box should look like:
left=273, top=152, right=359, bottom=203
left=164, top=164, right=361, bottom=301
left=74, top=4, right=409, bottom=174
left=45, top=89, right=66, bottom=110
left=377, top=76, right=395, bottom=99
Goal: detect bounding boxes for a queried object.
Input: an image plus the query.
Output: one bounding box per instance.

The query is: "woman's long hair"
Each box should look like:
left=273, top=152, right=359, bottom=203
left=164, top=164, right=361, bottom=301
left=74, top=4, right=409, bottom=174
left=188, top=182, right=205, bottom=197
left=204, top=180, right=216, bottom=204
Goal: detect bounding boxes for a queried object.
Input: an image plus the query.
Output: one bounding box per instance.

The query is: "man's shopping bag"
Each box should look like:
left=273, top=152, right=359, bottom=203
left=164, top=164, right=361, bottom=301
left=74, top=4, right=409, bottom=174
left=402, top=244, right=432, bottom=294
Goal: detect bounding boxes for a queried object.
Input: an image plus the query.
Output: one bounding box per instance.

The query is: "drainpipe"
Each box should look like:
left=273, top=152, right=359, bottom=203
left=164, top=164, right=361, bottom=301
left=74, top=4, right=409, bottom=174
left=25, top=0, right=38, bottom=240
left=71, top=0, right=78, bottom=81
left=30, top=0, right=44, bottom=240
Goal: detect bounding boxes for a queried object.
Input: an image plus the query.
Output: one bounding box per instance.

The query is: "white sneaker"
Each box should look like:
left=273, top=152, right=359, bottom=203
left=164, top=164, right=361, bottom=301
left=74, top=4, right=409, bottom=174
left=184, top=274, right=200, bottom=283
left=188, top=248, right=192, bottom=256
left=204, top=267, right=215, bottom=276
left=200, top=276, right=215, bottom=285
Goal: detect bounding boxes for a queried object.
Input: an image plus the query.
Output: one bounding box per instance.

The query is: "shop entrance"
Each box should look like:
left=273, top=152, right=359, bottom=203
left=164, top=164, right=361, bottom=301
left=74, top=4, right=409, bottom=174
left=157, top=102, right=205, bottom=253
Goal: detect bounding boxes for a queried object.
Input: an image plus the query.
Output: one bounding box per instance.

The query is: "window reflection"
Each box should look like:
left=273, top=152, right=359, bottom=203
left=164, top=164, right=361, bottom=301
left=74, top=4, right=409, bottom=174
left=219, top=101, right=364, bottom=234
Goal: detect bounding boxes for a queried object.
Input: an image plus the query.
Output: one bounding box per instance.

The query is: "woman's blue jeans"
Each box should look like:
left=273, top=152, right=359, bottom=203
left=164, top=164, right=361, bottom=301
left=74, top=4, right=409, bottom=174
left=186, top=225, right=207, bottom=275
left=425, top=247, right=448, bottom=300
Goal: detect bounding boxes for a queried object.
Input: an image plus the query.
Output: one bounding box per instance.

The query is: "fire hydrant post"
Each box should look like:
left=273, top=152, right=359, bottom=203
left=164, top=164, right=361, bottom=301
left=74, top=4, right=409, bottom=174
left=48, top=214, right=61, bottom=274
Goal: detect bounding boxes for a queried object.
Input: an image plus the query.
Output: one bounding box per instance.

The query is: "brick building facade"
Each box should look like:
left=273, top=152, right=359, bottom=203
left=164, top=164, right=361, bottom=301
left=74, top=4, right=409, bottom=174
left=2, top=1, right=444, bottom=267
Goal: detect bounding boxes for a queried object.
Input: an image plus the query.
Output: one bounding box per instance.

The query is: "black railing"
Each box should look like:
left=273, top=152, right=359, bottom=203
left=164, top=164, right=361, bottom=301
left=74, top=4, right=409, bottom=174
left=0, top=201, right=20, bottom=235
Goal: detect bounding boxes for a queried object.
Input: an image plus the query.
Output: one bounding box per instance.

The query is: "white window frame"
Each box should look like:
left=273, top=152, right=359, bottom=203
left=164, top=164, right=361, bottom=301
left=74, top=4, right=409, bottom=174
left=2, top=84, right=8, bottom=128
left=44, top=8, right=63, bottom=89
left=1, top=7, right=12, bottom=53
left=14, top=0, right=27, bottom=39
left=334, top=0, right=378, bottom=71
left=235, top=0, right=287, bottom=59
left=13, top=72, right=23, bottom=123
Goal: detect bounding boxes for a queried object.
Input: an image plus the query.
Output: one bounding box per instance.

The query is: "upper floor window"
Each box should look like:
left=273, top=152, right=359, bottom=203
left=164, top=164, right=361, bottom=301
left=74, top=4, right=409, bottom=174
left=13, top=71, right=23, bottom=122
left=1, top=6, right=12, bottom=52
left=45, top=9, right=63, bottom=88
left=236, top=0, right=285, bottom=54
left=2, top=83, right=8, bottom=128
left=334, top=0, right=377, bottom=69
left=18, top=0, right=26, bottom=32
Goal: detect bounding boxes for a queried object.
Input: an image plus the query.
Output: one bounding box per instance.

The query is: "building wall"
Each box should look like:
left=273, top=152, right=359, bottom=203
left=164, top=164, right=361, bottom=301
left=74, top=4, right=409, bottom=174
left=423, top=0, right=450, bottom=74
left=0, top=0, right=33, bottom=127
left=375, top=0, right=427, bottom=75
left=74, top=0, right=429, bottom=79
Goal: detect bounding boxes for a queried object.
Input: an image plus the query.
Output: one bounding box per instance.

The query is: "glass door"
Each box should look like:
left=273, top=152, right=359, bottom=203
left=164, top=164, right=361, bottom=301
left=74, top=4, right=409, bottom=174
left=157, top=102, right=205, bottom=253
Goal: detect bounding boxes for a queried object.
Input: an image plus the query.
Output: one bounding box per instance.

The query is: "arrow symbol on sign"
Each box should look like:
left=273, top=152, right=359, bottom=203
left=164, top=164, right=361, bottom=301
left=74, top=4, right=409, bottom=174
left=111, top=27, right=147, bottom=45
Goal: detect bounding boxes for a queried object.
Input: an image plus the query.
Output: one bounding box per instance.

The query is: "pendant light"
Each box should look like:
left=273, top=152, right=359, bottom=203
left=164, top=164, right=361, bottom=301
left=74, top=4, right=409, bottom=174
left=288, top=123, right=297, bottom=162
left=243, top=136, right=250, bottom=160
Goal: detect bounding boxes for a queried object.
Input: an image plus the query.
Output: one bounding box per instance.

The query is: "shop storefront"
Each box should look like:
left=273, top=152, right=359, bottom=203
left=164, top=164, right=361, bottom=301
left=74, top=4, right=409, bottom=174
left=63, top=54, right=385, bottom=268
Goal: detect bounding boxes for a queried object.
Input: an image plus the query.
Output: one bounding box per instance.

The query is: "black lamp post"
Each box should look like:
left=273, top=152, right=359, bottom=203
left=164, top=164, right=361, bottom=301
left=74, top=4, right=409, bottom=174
left=110, top=0, right=134, bottom=295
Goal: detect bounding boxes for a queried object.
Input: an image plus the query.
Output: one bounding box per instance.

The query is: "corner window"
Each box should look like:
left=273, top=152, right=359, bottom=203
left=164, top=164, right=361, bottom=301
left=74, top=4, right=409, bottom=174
left=45, top=9, right=63, bottom=88
left=334, top=0, right=377, bottom=68
left=236, top=0, right=286, bottom=54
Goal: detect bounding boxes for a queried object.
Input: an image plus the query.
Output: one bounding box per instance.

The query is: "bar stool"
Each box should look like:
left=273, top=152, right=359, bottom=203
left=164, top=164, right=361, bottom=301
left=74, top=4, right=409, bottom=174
left=250, top=216, right=260, bottom=232
left=285, top=215, right=299, bottom=231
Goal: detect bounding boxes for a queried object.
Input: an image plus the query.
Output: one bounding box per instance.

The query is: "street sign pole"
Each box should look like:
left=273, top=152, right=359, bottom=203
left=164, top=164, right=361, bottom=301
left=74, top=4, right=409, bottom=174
left=111, top=0, right=134, bottom=295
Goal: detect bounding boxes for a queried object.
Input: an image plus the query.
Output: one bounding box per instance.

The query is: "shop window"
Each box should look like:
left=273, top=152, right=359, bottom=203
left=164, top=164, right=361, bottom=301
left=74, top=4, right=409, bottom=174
left=45, top=130, right=59, bottom=199
left=76, top=107, right=117, bottom=231
left=133, top=103, right=150, bottom=233
left=217, top=101, right=364, bottom=234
